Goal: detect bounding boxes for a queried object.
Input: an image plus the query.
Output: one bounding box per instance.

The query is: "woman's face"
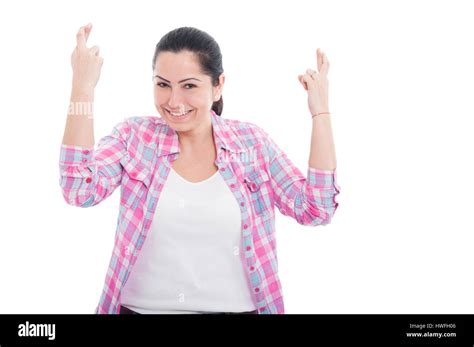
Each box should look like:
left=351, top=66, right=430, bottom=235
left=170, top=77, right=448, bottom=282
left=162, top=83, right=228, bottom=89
left=153, top=50, right=224, bottom=133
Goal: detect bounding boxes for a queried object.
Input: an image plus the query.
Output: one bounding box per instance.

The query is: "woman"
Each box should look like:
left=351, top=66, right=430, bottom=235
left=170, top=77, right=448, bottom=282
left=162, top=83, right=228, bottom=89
left=60, top=23, right=340, bottom=314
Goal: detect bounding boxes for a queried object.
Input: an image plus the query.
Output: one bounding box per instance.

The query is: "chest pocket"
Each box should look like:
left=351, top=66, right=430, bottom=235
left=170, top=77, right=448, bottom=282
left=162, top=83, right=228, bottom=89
left=120, top=155, right=151, bottom=209
left=243, top=168, right=273, bottom=216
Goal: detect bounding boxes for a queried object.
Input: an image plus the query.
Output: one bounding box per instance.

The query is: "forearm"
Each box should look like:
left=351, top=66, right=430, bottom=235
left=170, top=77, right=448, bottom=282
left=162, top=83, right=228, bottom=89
left=308, top=113, right=337, bottom=170
left=62, top=87, right=95, bottom=147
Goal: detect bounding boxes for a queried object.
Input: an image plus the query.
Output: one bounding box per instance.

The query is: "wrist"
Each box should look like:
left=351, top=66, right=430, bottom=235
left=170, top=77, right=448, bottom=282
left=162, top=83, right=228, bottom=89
left=71, top=86, right=95, bottom=101
left=72, top=85, right=94, bottom=94
left=71, top=79, right=95, bottom=95
left=312, top=111, right=331, bottom=119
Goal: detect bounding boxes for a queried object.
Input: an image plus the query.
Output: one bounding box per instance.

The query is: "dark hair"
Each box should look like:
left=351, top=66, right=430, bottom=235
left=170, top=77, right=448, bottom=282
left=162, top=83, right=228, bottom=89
left=152, top=27, right=224, bottom=116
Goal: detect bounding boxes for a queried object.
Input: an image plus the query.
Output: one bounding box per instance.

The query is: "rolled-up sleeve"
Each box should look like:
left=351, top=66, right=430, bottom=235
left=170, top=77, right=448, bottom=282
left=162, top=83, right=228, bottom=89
left=59, top=120, right=129, bottom=207
left=258, top=125, right=341, bottom=226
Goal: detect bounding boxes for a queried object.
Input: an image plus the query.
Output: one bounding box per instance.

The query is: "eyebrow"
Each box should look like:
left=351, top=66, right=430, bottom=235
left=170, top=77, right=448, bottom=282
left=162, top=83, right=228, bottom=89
left=154, top=75, right=202, bottom=83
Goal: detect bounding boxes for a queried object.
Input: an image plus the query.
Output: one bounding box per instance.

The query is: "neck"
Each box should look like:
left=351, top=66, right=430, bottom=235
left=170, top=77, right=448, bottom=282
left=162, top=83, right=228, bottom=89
left=176, top=115, right=214, bottom=152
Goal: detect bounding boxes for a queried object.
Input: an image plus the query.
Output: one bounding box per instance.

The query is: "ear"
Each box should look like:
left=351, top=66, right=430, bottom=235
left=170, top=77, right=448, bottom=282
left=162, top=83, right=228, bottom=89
left=214, top=73, right=225, bottom=101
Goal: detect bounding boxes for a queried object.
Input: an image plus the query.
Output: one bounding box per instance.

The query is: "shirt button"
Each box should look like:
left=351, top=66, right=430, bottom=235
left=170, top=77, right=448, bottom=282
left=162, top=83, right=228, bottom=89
left=251, top=182, right=257, bottom=191
left=254, top=288, right=260, bottom=293
left=82, top=150, right=90, bottom=155
left=259, top=307, right=266, bottom=313
left=240, top=202, right=245, bottom=207
left=85, top=177, right=92, bottom=183
left=246, top=246, right=251, bottom=251
left=220, top=167, right=225, bottom=172
left=250, top=266, right=255, bottom=271
left=243, top=224, right=248, bottom=229
left=82, top=158, right=88, bottom=163
left=230, top=183, right=235, bottom=188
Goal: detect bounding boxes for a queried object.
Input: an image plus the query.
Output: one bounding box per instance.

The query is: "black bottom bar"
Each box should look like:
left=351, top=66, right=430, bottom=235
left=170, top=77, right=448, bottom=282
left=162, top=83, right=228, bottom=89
left=1, top=314, right=473, bottom=346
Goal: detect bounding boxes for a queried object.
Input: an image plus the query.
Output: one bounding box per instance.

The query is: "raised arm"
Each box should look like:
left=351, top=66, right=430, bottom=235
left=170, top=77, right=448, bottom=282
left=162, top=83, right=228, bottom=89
left=59, top=23, right=125, bottom=207
left=265, top=48, right=340, bottom=226
left=299, top=48, right=337, bottom=170
left=62, top=22, right=103, bottom=147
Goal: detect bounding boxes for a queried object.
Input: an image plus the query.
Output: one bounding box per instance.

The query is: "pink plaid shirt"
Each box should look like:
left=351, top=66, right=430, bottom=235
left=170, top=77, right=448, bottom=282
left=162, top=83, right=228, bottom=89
left=59, top=110, right=341, bottom=314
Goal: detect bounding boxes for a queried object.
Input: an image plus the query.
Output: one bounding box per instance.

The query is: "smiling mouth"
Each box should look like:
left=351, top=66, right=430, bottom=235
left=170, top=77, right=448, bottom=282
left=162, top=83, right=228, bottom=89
left=165, top=108, right=194, bottom=117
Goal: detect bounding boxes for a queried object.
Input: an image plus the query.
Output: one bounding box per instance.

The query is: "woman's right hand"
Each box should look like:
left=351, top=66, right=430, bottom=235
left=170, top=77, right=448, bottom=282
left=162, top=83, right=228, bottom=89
left=70, top=23, right=104, bottom=91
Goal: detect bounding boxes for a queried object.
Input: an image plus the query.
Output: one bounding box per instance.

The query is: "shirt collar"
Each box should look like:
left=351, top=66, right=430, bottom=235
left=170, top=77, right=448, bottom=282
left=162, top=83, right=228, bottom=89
left=153, top=110, right=248, bottom=157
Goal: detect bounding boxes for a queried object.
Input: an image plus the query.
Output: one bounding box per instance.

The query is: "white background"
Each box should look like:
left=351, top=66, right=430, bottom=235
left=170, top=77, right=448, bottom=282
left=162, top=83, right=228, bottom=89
left=0, top=0, right=473, bottom=314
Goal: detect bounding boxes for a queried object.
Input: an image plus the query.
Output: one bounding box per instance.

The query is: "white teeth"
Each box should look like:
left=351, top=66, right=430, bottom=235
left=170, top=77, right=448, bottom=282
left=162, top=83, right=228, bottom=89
left=168, top=109, right=192, bottom=117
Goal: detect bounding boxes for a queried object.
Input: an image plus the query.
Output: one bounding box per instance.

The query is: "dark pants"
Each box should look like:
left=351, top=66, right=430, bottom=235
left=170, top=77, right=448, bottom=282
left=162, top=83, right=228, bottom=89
left=119, top=305, right=258, bottom=314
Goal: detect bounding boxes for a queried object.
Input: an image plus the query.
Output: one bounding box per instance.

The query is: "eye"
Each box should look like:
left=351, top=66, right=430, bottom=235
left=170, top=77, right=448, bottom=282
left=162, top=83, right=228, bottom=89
left=155, top=82, right=196, bottom=89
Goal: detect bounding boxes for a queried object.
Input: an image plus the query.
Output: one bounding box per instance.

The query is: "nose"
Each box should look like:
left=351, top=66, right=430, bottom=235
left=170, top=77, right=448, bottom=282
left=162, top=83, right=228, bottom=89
left=167, top=89, right=186, bottom=111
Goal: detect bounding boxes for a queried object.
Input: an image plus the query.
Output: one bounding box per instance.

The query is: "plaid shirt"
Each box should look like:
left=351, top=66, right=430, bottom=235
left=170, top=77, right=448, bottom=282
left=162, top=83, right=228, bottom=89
left=59, top=110, right=341, bottom=314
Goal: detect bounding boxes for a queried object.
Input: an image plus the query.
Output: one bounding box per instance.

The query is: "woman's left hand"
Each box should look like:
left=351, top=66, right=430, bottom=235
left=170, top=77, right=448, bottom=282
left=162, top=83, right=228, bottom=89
left=298, top=48, right=330, bottom=117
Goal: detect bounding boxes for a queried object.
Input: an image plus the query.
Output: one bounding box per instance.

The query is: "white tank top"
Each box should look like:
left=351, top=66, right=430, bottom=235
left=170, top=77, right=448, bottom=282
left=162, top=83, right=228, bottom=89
left=120, top=166, right=257, bottom=314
